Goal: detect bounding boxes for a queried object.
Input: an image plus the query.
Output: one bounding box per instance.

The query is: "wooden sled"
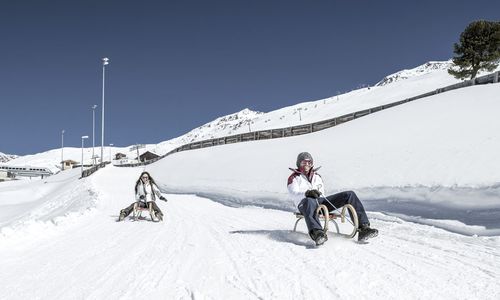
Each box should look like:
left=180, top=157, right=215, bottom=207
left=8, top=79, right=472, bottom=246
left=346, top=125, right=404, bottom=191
left=132, top=202, right=158, bottom=222
left=293, top=204, right=359, bottom=238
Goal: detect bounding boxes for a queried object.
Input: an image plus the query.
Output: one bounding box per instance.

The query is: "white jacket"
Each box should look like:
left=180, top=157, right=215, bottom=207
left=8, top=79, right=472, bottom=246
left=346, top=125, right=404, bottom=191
left=287, top=168, right=325, bottom=208
left=135, top=181, right=162, bottom=203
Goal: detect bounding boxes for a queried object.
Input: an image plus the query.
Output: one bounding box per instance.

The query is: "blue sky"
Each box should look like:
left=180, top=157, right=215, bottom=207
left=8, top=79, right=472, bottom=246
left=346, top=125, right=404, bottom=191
left=1, top=0, right=499, bottom=155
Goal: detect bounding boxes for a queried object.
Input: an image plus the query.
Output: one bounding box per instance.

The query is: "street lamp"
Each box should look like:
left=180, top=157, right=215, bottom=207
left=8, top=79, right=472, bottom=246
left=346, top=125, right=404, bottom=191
left=61, top=129, right=65, bottom=170
left=101, top=57, right=109, bottom=165
left=92, top=104, right=97, bottom=166
left=81, top=135, right=89, bottom=174
left=109, top=143, right=114, bottom=162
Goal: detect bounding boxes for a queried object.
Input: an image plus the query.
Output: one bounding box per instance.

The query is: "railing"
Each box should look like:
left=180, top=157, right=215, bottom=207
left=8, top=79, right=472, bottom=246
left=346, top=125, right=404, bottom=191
left=115, top=71, right=500, bottom=168
left=81, top=162, right=110, bottom=178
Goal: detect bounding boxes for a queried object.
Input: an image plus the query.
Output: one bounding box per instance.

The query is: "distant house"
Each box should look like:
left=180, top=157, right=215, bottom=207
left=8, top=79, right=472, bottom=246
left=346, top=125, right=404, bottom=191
left=0, top=170, right=14, bottom=181
left=139, top=151, right=160, bottom=162
left=62, top=160, right=78, bottom=170
left=115, top=153, right=127, bottom=160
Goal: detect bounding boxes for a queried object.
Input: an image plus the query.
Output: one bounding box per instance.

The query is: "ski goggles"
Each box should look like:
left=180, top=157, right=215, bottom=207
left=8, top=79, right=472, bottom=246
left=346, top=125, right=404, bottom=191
left=299, top=160, right=313, bottom=166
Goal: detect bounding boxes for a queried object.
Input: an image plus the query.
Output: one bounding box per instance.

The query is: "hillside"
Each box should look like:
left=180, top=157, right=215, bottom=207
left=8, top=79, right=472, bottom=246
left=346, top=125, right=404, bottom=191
left=4, top=60, right=475, bottom=171
left=0, top=152, right=17, bottom=163
left=0, top=83, right=499, bottom=299
left=148, top=84, right=500, bottom=236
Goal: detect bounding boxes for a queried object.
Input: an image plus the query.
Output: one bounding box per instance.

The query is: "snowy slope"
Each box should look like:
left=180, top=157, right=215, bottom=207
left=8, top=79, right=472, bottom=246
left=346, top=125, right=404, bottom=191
left=0, top=151, right=17, bottom=163
left=0, top=68, right=499, bottom=298
left=4, top=109, right=263, bottom=173
left=375, top=61, right=453, bottom=86
left=6, top=60, right=483, bottom=170
left=4, top=147, right=116, bottom=174
left=0, top=167, right=97, bottom=236
left=0, top=166, right=498, bottom=299
left=147, top=84, right=500, bottom=236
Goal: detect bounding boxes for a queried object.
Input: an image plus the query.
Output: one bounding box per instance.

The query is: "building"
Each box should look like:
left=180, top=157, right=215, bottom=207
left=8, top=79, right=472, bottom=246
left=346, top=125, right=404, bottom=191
left=139, top=151, right=160, bottom=162
left=114, top=153, right=127, bottom=160
left=0, top=170, right=15, bottom=181
left=61, top=160, right=79, bottom=170
left=0, top=165, right=53, bottom=178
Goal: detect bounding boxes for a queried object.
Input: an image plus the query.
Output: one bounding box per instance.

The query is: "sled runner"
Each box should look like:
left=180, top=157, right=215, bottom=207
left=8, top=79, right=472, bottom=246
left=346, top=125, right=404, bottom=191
left=293, top=204, right=359, bottom=238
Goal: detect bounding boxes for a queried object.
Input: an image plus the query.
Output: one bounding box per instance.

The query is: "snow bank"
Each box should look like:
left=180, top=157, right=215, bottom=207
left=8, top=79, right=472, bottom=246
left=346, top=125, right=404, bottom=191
left=148, top=84, right=500, bottom=235
left=0, top=168, right=99, bottom=239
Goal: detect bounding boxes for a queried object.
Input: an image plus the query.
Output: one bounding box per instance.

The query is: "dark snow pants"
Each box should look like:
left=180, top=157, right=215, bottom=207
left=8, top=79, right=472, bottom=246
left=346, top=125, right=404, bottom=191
left=121, top=201, right=163, bottom=217
left=297, top=191, right=370, bottom=233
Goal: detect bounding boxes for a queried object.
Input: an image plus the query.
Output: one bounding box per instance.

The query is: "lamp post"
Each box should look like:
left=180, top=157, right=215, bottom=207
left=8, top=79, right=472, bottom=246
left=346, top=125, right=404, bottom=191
left=61, top=129, right=65, bottom=170
left=101, top=57, right=109, bottom=165
left=92, top=104, right=97, bottom=166
left=81, top=135, right=89, bottom=174
left=109, top=143, right=114, bottom=162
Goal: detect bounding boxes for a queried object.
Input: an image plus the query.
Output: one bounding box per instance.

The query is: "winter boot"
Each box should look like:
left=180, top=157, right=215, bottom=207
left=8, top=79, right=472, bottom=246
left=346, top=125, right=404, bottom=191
left=118, top=210, right=126, bottom=222
left=310, top=229, right=328, bottom=246
left=358, top=224, right=378, bottom=242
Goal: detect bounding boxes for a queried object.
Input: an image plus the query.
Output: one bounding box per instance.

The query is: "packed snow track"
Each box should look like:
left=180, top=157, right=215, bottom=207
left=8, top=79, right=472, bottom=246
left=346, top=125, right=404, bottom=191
left=0, top=166, right=499, bottom=299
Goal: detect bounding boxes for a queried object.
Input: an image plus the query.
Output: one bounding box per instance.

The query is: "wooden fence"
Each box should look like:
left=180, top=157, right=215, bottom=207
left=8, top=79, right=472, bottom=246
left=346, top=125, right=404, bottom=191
left=81, top=162, right=110, bottom=178
left=115, top=71, right=500, bottom=168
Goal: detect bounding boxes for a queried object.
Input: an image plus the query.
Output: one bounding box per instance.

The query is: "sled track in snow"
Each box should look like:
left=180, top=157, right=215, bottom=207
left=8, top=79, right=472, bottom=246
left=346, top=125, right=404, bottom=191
left=1, top=167, right=499, bottom=299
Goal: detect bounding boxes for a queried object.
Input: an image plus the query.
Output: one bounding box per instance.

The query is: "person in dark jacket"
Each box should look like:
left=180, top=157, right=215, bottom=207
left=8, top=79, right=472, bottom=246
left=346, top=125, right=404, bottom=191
left=288, top=152, right=378, bottom=245
left=118, top=171, right=167, bottom=222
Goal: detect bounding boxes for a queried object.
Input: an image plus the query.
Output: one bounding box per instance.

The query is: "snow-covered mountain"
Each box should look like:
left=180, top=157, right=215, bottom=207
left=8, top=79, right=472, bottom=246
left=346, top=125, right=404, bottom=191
left=155, top=108, right=263, bottom=152
left=0, top=152, right=17, bottom=163
left=6, top=60, right=499, bottom=171
left=375, top=61, right=453, bottom=86
left=3, top=109, right=264, bottom=172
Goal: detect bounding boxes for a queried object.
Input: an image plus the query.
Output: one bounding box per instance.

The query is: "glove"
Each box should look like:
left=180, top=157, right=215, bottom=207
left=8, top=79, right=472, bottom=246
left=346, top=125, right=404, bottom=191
left=305, top=189, right=321, bottom=199
left=159, top=196, right=167, bottom=202
left=139, top=195, right=145, bottom=200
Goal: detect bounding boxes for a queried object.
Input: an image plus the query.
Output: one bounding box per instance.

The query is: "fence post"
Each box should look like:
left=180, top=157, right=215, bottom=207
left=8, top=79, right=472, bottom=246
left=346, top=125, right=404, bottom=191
left=494, top=71, right=499, bottom=83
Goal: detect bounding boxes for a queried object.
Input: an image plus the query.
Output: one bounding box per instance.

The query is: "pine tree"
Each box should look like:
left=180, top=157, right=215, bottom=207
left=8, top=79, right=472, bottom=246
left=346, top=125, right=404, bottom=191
left=448, top=20, right=500, bottom=80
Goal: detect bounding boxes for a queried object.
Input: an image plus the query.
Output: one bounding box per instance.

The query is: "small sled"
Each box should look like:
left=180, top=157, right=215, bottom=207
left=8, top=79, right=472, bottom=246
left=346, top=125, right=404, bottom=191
left=293, top=204, right=359, bottom=238
left=132, top=202, right=159, bottom=222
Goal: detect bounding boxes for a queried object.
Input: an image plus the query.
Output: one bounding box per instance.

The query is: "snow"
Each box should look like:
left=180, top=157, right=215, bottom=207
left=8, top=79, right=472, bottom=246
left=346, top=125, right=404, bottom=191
left=147, top=84, right=500, bottom=235
left=0, top=166, right=498, bottom=299
left=0, top=152, right=17, bottom=163
left=0, top=61, right=499, bottom=299
left=5, top=59, right=488, bottom=171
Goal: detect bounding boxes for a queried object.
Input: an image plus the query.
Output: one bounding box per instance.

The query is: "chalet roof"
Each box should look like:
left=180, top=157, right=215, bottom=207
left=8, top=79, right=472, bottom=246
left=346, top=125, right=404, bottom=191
left=62, top=160, right=79, bottom=164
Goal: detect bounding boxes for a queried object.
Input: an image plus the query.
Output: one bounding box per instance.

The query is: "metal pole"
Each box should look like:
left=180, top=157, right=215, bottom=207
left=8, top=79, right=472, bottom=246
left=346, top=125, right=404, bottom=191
left=61, top=129, right=65, bottom=170
left=101, top=62, right=105, bottom=164
left=92, top=105, right=97, bottom=166
left=109, top=143, right=113, bottom=162
left=81, top=136, right=88, bottom=174
left=101, top=57, right=109, bottom=165
left=81, top=137, right=84, bottom=174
